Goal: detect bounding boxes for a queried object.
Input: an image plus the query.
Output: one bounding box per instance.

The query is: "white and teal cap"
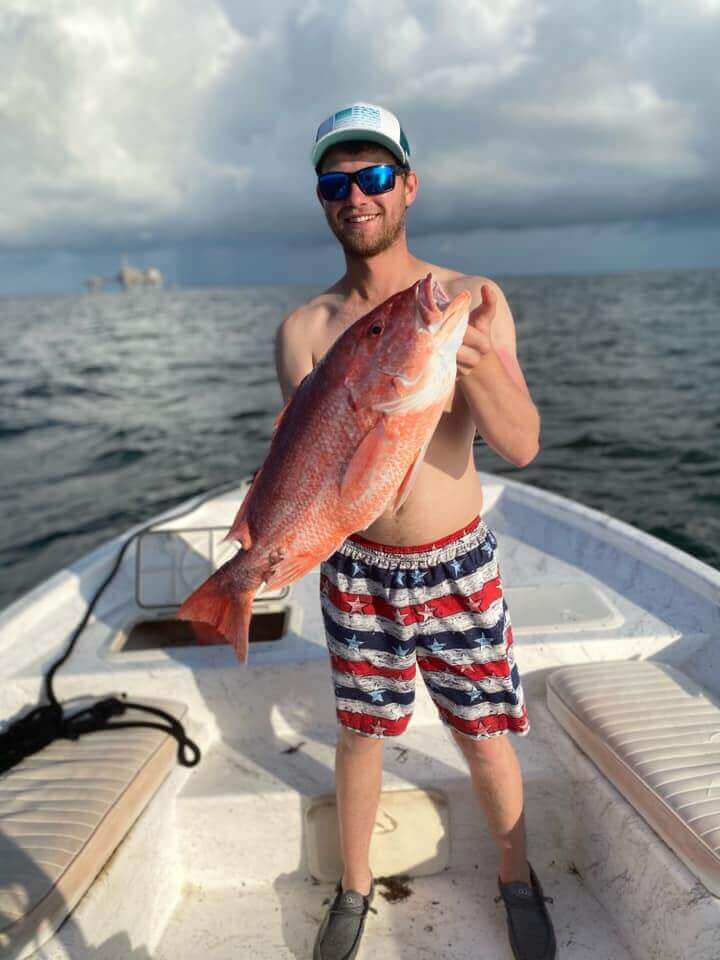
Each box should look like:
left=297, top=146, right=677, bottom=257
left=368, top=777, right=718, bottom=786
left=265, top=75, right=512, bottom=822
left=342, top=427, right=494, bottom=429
left=311, top=102, right=411, bottom=170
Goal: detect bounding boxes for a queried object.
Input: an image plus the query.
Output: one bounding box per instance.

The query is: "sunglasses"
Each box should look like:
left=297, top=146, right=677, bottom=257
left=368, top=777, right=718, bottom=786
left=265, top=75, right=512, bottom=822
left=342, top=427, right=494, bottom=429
left=317, top=164, right=405, bottom=202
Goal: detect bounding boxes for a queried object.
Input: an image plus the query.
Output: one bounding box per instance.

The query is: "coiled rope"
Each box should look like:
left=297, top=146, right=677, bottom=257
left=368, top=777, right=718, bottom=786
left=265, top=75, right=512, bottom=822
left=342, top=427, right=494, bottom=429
left=0, top=479, right=241, bottom=775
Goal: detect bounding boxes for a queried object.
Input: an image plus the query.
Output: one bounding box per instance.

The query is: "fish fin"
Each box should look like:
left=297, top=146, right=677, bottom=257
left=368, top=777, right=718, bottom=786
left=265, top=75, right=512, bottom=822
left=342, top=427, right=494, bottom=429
left=271, top=373, right=312, bottom=435
left=340, top=419, right=397, bottom=502
left=392, top=439, right=431, bottom=513
left=262, top=552, right=317, bottom=590
left=222, top=517, right=253, bottom=549
left=176, top=571, right=255, bottom=663
left=221, top=472, right=263, bottom=545
left=272, top=399, right=292, bottom=434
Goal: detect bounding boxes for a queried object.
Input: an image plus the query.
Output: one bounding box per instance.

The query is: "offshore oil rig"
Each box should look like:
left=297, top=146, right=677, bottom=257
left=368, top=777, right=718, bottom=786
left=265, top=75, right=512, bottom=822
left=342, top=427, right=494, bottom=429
left=84, top=256, right=164, bottom=292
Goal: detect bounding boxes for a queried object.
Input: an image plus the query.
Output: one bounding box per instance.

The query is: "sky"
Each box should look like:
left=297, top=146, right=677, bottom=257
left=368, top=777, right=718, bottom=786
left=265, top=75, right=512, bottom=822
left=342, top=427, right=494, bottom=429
left=2, top=0, right=719, bottom=295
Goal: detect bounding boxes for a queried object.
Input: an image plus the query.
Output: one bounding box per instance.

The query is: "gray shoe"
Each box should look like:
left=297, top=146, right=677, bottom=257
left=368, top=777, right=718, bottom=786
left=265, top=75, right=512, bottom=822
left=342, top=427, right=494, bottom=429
left=494, top=860, right=556, bottom=960
left=313, top=876, right=376, bottom=960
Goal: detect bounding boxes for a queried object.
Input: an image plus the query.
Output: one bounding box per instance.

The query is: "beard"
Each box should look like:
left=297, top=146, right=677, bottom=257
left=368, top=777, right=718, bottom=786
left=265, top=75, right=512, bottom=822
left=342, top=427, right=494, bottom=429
left=327, top=204, right=407, bottom=258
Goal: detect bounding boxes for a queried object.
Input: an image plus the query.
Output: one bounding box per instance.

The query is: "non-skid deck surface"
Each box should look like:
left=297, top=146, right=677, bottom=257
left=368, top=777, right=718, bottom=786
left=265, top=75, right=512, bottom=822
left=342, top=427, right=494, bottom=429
left=155, top=696, right=636, bottom=959
left=154, top=861, right=635, bottom=960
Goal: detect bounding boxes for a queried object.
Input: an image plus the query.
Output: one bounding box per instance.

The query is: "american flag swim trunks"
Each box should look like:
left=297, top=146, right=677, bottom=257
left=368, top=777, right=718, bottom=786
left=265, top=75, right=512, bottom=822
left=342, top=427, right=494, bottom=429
left=319, top=513, right=530, bottom=740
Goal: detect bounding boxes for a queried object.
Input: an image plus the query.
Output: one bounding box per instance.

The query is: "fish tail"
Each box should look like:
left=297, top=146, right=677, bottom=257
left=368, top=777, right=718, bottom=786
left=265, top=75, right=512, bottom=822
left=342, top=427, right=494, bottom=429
left=176, top=570, right=255, bottom=664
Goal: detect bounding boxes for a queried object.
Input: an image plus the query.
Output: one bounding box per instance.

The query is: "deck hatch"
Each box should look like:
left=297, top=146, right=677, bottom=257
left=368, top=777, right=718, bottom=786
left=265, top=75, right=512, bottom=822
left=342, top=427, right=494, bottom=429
left=118, top=609, right=289, bottom=651
left=304, top=788, right=450, bottom=881
left=505, top=581, right=623, bottom=634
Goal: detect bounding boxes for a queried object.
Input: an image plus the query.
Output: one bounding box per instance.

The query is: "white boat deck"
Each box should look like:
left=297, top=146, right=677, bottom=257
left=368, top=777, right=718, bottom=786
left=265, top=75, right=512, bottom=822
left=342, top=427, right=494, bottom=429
left=1, top=472, right=719, bottom=959
left=152, top=690, right=637, bottom=960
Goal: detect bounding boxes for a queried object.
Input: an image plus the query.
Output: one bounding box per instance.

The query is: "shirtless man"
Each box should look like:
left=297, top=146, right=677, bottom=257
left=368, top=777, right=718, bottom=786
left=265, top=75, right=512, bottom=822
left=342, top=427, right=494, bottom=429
left=274, top=103, right=556, bottom=960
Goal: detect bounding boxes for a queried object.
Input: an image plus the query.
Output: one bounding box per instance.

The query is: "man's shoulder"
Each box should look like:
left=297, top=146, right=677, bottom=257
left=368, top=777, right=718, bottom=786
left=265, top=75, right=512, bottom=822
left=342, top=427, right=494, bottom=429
left=414, top=260, right=501, bottom=297
left=428, top=264, right=503, bottom=297
left=278, top=291, right=334, bottom=344
left=281, top=285, right=344, bottom=329
left=425, top=263, right=515, bottom=336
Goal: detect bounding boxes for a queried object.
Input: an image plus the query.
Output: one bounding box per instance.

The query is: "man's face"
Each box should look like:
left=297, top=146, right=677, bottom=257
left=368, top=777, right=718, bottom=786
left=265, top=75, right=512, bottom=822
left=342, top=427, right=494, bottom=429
left=316, top=147, right=418, bottom=258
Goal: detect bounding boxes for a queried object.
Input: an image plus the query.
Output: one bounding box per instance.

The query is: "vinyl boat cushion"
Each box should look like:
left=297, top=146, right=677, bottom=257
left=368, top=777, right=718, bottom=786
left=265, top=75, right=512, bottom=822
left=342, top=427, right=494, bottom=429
left=0, top=697, right=188, bottom=959
left=546, top=660, right=720, bottom=897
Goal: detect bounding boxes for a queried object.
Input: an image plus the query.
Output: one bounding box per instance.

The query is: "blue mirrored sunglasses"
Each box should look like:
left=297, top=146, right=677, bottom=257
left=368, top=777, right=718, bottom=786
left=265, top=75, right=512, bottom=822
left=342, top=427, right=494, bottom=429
left=317, top=164, right=405, bottom=202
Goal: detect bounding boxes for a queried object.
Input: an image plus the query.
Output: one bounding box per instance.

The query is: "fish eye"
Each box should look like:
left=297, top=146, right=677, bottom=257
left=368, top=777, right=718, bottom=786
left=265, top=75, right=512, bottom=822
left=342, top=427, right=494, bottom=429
left=368, top=322, right=383, bottom=336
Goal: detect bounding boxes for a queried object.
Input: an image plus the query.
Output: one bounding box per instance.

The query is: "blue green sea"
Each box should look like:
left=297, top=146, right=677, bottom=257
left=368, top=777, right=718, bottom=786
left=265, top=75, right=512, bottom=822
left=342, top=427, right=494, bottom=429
left=2, top=268, right=719, bottom=612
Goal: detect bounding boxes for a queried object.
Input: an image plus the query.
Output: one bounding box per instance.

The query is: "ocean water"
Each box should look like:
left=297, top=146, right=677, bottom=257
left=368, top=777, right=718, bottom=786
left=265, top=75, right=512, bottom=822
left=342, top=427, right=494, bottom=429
left=1, top=269, right=719, bottom=612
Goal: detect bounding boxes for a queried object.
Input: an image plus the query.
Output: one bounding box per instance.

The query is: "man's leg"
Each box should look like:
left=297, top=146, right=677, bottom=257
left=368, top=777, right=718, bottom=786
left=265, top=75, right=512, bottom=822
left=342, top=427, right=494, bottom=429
left=450, top=729, right=531, bottom=885
left=335, top=726, right=384, bottom=895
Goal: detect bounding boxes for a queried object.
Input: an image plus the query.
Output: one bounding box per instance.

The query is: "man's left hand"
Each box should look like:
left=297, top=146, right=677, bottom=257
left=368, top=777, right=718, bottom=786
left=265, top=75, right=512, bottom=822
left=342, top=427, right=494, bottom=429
left=456, top=283, right=495, bottom=379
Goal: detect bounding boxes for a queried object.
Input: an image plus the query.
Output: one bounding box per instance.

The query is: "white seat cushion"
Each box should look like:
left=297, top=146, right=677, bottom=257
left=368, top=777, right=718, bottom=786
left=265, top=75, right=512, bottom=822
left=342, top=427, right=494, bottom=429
left=546, top=660, right=720, bottom=897
left=0, top=697, right=188, bottom=959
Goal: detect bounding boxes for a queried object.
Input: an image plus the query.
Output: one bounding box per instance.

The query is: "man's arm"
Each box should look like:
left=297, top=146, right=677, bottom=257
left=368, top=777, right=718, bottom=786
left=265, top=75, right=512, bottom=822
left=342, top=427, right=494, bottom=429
left=273, top=309, right=314, bottom=405
left=456, top=278, right=540, bottom=467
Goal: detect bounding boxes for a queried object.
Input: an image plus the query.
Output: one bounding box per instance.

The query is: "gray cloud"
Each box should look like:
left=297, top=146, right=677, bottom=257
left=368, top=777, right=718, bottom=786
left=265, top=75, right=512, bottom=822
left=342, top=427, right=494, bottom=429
left=1, top=0, right=719, bottom=257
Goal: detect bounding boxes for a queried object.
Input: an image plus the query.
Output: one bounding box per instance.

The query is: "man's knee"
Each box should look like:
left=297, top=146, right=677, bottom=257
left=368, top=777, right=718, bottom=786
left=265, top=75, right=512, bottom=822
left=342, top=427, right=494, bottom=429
left=450, top=726, right=512, bottom=762
left=338, top=725, right=386, bottom=751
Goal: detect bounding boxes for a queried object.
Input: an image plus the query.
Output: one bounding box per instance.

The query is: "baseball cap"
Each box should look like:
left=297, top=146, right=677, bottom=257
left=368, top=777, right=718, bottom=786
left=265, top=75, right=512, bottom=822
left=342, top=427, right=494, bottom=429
left=311, top=102, right=411, bottom=171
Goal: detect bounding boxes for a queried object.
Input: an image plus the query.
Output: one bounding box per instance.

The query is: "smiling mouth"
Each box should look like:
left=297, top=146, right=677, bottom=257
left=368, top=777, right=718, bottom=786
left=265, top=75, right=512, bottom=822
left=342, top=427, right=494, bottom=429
left=344, top=213, right=380, bottom=224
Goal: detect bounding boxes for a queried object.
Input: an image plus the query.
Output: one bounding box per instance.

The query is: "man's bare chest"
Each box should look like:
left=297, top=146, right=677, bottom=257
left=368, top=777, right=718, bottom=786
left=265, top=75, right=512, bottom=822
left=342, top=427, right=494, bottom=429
left=309, top=307, right=363, bottom=368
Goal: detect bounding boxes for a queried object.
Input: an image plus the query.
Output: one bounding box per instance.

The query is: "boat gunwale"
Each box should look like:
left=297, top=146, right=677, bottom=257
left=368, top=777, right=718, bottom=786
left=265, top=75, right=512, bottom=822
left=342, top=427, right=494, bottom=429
left=493, top=472, right=720, bottom=604
left=1, top=471, right=717, bottom=662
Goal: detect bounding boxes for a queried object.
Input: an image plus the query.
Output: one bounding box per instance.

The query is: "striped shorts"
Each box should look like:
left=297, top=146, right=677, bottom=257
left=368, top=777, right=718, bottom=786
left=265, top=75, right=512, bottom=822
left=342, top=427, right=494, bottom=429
left=319, top=514, right=530, bottom=741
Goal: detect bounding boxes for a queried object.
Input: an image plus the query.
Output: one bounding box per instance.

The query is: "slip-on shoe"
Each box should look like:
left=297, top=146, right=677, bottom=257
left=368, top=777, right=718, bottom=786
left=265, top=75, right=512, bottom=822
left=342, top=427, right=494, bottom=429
left=494, top=860, right=557, bottom=960
left=313, top=875, right=376, bottom=960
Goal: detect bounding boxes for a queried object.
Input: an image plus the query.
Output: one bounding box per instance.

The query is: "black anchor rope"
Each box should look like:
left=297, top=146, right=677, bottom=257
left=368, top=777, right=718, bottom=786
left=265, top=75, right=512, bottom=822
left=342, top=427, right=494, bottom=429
left=0, top=477, right=246, bottom=775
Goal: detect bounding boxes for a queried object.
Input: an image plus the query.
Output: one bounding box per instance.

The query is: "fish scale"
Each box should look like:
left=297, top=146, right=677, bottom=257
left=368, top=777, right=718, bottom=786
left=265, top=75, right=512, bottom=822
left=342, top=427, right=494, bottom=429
left=177, top=273, right=471, bottom=662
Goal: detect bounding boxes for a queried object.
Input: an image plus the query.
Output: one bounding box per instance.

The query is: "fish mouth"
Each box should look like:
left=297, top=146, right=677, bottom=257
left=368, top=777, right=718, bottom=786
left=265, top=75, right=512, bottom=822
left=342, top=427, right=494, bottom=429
left=430, top=288, right=472, bottom=347
left=379, top=279, right=471, bottom=388
left=415, top=274, right=471, bottom=346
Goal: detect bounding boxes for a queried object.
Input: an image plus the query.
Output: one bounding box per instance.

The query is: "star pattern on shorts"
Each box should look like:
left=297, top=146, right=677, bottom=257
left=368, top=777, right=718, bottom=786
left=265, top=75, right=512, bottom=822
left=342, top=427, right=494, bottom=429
left=320, top=578, right=332, bottom=595
left=480, top=541, right=494, bottom=559
left=410, top=569, right=428, bottom=586
left=465, top=596, right=485, bottom=614
left=345, top=633, right=364, bottom=652
left=369, top=689, right=385, bottom=703
left=392, top=569, right=406, bottom=586
left=415, top=602, right=435, bottom=622
left=393, top=643, right=410, bottom=657
left=467, top=688, right=483, bottom=702
left=394, top=607, right=410, bottom=625
left=448, top=557, right=465, bottom=576
left=472, top=631, right=493, bottom=646
left=371, top=721, right=386, bottom=737
left=346, top=597, right=368, bottom=614
left=351, top=560, right=366, bottom=577
left=428, top=639, right=446, bottom=654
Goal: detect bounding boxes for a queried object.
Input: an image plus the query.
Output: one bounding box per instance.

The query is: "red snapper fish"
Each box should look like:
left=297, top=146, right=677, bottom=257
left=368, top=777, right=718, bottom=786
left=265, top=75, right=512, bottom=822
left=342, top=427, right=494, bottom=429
left=177, top=273, right=471, bottom=662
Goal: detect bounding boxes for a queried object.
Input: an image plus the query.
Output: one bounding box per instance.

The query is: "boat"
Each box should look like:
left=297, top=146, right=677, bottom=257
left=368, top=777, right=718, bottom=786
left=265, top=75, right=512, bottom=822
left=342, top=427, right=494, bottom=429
left=115, top=256, right=164, bottom=290
left=1, top=470, right=719, bottom=959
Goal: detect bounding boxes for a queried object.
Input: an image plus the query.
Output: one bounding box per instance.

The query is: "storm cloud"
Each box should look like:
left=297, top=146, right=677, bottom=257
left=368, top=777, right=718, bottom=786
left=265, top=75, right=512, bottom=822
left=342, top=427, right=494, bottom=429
left=1, top=0, right=718, bottom=288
